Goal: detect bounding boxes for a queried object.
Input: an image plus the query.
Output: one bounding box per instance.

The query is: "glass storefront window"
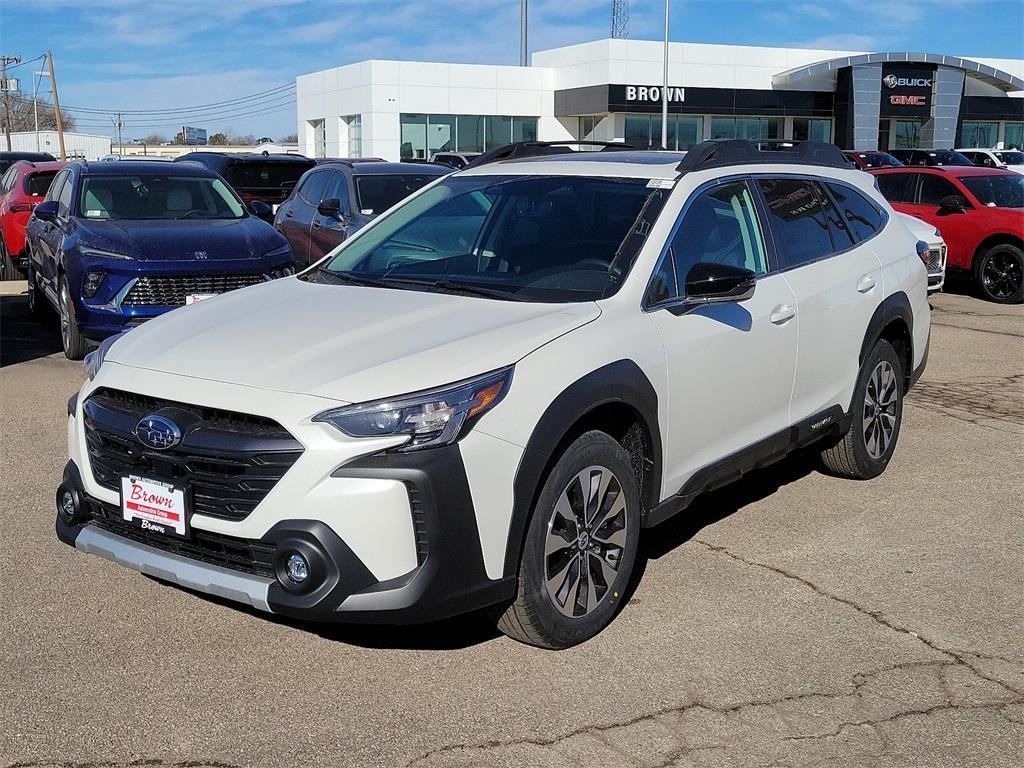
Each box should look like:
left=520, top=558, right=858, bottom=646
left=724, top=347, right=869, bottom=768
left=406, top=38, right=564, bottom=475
left=310, top=119, right=326, bottom=158
left=486, top=115, right=512, bottom=149
left=624, top=114, right=705, bottom=150
left=959, top=121, right=999, bottom=148
left=513, top=117, right=538, bottom=142
left=1005, top=123, right=1024, bottom=150
left=793, top=118, right=832, bottom=142
left=427, top=114, right=455, bottom=155
left=400, top=113, right=427, bottom=161
left=625, top=114, right=653, bottom=149
left=343, top=115, right=362, bottom=158
left=894, top=120, right=922, bottom=149
left=676, top=116, right=702, bottom=150
left=456, top=115, right=484, bottom=153
left=709, top=117, right=781, bottom=141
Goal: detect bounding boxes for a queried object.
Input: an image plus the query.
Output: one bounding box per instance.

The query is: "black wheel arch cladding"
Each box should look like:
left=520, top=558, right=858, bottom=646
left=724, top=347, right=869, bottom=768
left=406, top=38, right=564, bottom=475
left=503, top=359, right=662, bottom=578
left=859, top=291, right=913, bottom=391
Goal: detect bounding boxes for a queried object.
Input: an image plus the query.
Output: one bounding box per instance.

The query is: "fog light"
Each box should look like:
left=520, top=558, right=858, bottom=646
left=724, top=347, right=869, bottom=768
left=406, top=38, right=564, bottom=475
left=285, top=552, right=309, bottom=584
left=60, top=490, right=76, bottom=518
left=83, top=270, right=105, bottom=298
left=56, top=484, right=83, bottom=523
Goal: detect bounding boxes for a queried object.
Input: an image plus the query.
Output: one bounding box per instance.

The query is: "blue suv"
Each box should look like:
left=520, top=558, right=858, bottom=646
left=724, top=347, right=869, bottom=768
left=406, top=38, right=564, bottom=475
left=25, top=160, right=294, bottom=359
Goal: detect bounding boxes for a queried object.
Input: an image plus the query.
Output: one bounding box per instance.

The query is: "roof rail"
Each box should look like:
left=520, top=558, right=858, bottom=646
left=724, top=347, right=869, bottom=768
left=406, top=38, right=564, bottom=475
left=677, top=140, right=851, bottom=172
left=467, top=140, right=634, bottom=168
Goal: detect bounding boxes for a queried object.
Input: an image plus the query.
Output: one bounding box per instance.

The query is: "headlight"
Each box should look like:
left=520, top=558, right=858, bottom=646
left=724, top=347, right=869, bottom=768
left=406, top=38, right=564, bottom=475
left=313, top=367, right=513, bottom=452
left=83, top=332, right=125, bottom=380
left=79, top=246, right=134, bottom=261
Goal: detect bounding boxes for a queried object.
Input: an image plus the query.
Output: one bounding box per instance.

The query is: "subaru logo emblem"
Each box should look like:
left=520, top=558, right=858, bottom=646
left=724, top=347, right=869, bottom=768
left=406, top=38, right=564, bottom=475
left=135, top=415, right=182, bottom=450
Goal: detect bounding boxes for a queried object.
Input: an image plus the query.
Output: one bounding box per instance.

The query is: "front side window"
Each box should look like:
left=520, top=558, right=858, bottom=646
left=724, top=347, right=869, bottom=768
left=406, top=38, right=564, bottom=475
left=994, top=151, right=1024, bottom=166
left=45, top=171, right=67, bottom=203
left=916, top=175, right=962, bottom=207
left=825, top=182, right=884, bottom=243
left=57, top=174, right=74, bottom=218
left=958, top=174, right=1024, bottom=209
left=649, top=180, right=767, bottom=304
left=324, top=172, right=350, bottom=211
left=298, top=171, right=331, bottom=205
left=313, top=175, right=669, bottom=303
left=78, top=174, right=245, bottom=220
left=756, top=178, right=833, bottom=269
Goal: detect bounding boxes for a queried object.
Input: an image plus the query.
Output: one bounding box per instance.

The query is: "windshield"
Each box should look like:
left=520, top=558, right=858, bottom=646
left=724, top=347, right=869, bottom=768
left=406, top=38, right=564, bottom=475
left=864, top=152, right=902, bottom=168
left=225, top=161, right=309, bottom=191
left=311, top=174, right=670, bottom=303
left=26, top=171, right=58, bottom=197
left=354, top=173, right=445, bottom=215
left=958, top=174, right=1024, bottom=209
left=928, top=151, right=974, bottom=166
left=79, top=174, right=246, bottom=220
left=995, top=151, right=1024, bottom=166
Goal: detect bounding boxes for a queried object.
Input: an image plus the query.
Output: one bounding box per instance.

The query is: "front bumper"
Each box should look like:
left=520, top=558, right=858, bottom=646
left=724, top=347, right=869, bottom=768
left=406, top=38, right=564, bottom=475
left=57, top=440, right=515, bottom=624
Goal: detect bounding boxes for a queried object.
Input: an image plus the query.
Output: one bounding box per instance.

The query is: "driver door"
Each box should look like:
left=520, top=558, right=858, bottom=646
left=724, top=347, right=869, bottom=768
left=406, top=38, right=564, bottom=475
left=646, top=178, right=798, bottom=494
left=309, top=171, right=351, bottom=263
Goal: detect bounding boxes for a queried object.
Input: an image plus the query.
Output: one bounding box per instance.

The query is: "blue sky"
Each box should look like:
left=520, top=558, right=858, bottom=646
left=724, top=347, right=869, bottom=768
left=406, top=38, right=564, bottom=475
left=4, top=0, right=1022, bottom=141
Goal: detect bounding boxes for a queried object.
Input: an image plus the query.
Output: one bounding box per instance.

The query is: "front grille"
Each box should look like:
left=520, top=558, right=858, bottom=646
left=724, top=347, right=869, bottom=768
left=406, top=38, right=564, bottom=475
left=84, top=388, right=302, bottom=523
left=122, top=273, right=267, bottom=307
left=84, top=497, right=276, bottom=578
left=927, top=245, right=946, bottom=274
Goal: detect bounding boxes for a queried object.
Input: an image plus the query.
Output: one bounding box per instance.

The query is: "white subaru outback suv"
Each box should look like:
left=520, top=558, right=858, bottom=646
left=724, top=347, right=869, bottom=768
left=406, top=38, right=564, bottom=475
left=57, top=140, right=930, bottom=649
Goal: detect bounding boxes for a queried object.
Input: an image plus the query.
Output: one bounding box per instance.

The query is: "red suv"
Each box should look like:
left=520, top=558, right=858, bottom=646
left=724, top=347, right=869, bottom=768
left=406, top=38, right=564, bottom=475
left=0, top=160, right=64, bottom=280
left=870, top=166, right=1024, bottom=304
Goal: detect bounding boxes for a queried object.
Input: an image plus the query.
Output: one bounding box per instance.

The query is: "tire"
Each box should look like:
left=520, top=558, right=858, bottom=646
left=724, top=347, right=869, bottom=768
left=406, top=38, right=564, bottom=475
left=0, top=237, right=19, bottom=282
left=493, top=430, right=641, bottom=649
left=820, top=340, right=904, bottom=480
left=974, top=243, right=1023, bottom=304
left=59, top=275, right=89, bottom=360
left=26, top=261, right=48, bottom=318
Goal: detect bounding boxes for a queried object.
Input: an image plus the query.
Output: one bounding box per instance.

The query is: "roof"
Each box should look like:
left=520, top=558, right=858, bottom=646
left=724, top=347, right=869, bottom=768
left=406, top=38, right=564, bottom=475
left=869, top=165, right=1019, bottom=177
left=315, top=160, right=449, bottom=175
left=77, top=160, right=218, bottom=176
left=459, top=150, right=687, bottom=179
left=177, top=152, right=314, bottom=164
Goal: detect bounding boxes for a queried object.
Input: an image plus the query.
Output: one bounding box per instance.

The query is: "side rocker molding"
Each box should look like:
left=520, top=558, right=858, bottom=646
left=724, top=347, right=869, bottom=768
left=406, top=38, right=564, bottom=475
left=646, top=406, right=850, bottom=529
left=502, top=360, right=662, bottom=578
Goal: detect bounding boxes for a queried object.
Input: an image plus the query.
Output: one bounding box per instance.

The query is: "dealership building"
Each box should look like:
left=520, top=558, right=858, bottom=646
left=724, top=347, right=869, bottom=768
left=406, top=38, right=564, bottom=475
left=295, top=39, right=1024, bottom=161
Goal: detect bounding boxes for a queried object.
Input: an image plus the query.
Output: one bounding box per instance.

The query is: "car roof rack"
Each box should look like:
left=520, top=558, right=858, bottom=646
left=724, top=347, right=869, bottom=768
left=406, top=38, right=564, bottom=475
left=467, top=140, right=634, bottom=168
left=676, top=140, right=851, bottom=172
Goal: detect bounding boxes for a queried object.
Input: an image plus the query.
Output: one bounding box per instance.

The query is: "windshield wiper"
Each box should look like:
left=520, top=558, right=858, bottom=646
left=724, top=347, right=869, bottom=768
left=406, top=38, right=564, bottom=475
left=378, top=277, right=525, bottom=301
left=310, top=268, right=395, bottom=288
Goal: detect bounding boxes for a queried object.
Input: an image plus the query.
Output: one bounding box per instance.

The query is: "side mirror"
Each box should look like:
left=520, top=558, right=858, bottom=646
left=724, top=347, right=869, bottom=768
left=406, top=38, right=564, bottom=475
left=684, top=262, right=757, bottom=303
left=33, top=200, right=58, bottom=222
left=249, top=200, right=273, bottom=222
left=317, top=198, right=342, bottom=218
left=938, top=195, right=966, bottom=214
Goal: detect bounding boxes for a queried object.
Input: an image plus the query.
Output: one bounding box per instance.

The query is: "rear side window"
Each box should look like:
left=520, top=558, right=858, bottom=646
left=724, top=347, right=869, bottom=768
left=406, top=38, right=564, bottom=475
left=917, top=175, right=962, bottom=207
left=26, top=171, right=59, bottom=197
left=756, top=178, right=833, bottom=269
left=875, top=173, right=914, bottom=203
left=0, top=167, right=15, bottom=194
left=825, top=182, right=884, bottom=243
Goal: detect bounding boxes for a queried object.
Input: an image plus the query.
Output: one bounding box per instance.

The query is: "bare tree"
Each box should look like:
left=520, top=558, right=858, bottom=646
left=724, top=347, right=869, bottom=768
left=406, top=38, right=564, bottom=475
left=6, top=93, right=76, bottom=133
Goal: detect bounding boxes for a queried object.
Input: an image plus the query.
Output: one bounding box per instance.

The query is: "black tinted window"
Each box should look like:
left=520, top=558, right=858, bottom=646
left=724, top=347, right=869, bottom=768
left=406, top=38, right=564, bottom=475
left=324, top=172, right=350, bottom=211
left=26, top=171, right=58, bottom=197
left=298, top=171, right=330, bottom=204
left=226, top=161, right=310, bottom=191
left=917, top=175, right=961, bottom=206
left=756, top=178, right=834, bottom=269
left=354, top=174, right=441, bottom=214
left=826, top=182, right=884, bottom=242
left=875, top=173, right=914, bottom=203
left=56, top=174, right=74, bottom=217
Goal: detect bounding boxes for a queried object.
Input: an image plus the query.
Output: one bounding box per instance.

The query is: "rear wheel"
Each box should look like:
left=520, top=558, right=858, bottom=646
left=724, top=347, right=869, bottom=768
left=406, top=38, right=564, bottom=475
left=59, top=276, right=89, bottom=360
left=820, top=340, right=904, bottom=480
left=0, top=237, right=19, bottom=281
left=974, top=244, right=1023, bottom=304
left=493, top=430, right=641, bottom=649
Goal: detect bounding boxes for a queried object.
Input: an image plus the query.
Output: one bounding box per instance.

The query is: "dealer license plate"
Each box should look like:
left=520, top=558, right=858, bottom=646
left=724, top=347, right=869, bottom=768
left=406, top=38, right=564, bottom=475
left=120, top=475, right=188, bottom=537
left=185, top=293, right=217, bottom=306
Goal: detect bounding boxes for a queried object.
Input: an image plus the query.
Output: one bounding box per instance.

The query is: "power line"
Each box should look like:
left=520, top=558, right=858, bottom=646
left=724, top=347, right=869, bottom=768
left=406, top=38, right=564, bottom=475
left=68, top=102, right=297, bottom=131
left=64, top=95, right=298, bottom=128
left=58, top=82, right=296, bottom=115
left=2, top=53, right=46, bottom=72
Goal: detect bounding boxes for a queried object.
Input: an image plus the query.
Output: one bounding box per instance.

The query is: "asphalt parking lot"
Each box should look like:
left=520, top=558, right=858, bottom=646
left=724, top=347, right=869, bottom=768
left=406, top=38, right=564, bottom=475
left=1, top=282, right=1022, bottom=768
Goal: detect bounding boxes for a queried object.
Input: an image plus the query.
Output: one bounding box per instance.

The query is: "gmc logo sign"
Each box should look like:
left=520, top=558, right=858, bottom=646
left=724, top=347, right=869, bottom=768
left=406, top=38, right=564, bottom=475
left=890, top=95, right=927, bottom=106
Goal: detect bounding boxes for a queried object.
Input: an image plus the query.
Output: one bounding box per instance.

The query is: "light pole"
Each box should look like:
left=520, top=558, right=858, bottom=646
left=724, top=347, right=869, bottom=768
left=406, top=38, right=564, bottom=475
left=33, top=69, right=50, bottom=153
left=661, top=0, right=670, bottom=150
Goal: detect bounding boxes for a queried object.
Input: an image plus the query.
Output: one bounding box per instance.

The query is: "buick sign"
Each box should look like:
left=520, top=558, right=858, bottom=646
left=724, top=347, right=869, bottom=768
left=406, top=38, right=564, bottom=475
left=884, top=74, right=932, bottom=88
left=135, top=415, right=182, bottom=450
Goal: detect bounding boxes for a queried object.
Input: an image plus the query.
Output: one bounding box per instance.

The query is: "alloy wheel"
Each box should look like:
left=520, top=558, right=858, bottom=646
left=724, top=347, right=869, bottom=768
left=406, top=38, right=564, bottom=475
left=544, top=465, right=629, bottom=618
left=981, top=251, right=1023, bottom=301
left=863, top=360, right=898, bottom=460
left=60, top=281, right=71, bottom=350
left=27, top=269, right=36, bottom=313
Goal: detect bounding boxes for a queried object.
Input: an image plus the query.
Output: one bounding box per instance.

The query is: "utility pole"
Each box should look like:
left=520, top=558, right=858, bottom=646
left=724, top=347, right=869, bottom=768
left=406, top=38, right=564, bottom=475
left=520, top=0, right=528, bottom=67
left=1, top=54, right=22, bottom=152
left=47, top=51, right=66, bottom=161
left=111, top=112, right=124, bottom=155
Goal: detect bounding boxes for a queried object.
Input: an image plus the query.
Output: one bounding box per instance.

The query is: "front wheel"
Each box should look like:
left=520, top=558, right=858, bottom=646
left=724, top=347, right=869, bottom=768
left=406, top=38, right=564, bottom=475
left=59, top=276, right=89, bottom=360
left=974, top=244, right=1023, bottom=304
left=26, top=262, right=48, bottom=317
left=820, top=340, right=904, bottom=480
left=493, top=430, right=641, bottom=649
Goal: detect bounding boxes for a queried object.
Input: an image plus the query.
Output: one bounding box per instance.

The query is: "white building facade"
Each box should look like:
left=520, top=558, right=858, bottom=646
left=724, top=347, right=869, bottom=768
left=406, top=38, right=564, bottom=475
left=7, top=131, right=112, bottom=160
left=296, top=39, right=1024, bottom=161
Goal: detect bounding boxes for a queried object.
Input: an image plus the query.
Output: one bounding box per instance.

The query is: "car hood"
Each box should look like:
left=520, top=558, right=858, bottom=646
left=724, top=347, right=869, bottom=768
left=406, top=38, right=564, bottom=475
left=75, top=218, right=281, bottom=263
left=107, top=278, right=601, bottom=403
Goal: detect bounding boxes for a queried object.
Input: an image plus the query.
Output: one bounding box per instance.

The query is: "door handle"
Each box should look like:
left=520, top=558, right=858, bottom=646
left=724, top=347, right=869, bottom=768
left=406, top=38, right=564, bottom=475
left=857, top=275, right=877, bottom=293
left=770, top=304, right=796, bottom=325
left=311, top=220, right=321, bottom=230
left=284, top=211, right=294, bottom=218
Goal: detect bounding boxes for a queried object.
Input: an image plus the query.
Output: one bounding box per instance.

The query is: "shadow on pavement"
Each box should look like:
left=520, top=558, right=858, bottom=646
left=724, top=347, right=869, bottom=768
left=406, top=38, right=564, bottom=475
left=0, top=292, right=63, bottom=367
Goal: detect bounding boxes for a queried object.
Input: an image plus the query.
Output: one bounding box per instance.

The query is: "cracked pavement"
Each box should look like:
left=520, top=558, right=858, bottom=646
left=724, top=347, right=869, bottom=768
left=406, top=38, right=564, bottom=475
left=2, top=289, right=1022, bottom=768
